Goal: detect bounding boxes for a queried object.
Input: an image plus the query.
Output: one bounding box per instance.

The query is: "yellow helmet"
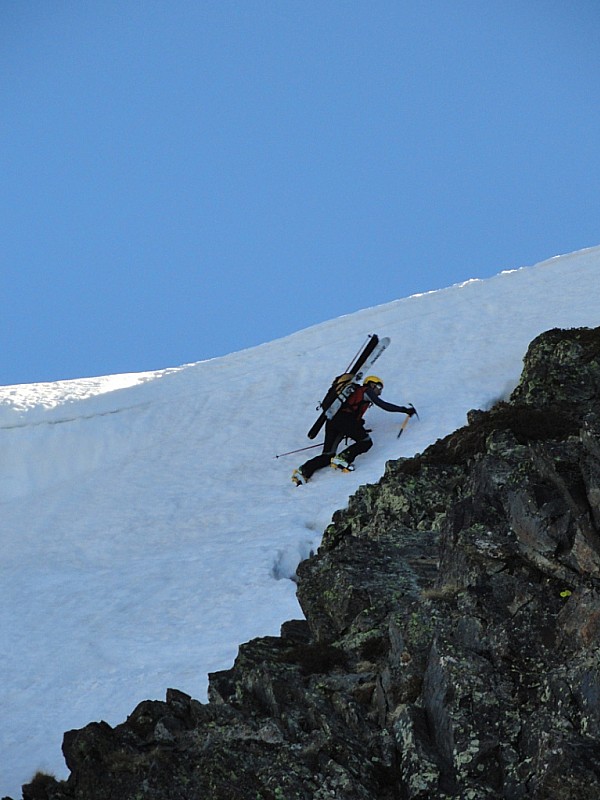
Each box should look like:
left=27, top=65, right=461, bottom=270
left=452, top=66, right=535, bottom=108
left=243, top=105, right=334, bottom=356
left=363, top=375, right=383, bottom=388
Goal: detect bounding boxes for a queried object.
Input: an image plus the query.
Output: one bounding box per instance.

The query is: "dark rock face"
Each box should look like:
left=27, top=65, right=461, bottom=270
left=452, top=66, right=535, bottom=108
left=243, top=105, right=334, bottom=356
left=20, top=327, right=600, bottom=800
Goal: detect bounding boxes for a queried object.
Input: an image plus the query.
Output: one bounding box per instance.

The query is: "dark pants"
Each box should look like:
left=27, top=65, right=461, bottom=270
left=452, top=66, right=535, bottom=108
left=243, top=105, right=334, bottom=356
left=300, top=411, right=373, bottom=479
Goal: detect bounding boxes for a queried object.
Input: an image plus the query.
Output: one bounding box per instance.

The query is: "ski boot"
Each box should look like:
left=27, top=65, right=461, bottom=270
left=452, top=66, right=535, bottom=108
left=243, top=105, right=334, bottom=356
left=330, top=455, right=355, bottom=472
left=292, top=467, right=308, bottom=486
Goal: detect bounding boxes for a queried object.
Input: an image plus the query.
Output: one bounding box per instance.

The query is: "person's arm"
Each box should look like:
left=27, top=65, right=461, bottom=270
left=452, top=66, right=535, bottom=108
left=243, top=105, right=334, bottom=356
left=365, top=387, right=415, bottom=414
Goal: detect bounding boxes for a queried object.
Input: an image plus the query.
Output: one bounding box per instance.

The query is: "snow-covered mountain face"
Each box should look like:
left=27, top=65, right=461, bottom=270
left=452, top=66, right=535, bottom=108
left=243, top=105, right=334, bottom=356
left=1, top=246, right=599, bottom=797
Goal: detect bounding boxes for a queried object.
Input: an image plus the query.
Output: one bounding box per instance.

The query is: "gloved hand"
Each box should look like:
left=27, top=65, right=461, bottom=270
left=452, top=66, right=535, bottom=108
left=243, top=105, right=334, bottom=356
left=403, top=405, right=417, bottom=417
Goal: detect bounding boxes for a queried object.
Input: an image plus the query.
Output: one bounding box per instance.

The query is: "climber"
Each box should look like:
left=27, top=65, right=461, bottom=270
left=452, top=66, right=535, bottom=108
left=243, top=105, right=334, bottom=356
left=292, top=376, right=416, bottom=485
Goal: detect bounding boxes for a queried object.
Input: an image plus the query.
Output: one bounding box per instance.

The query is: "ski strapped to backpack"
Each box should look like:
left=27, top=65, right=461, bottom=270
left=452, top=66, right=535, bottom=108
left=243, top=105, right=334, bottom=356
left=307, top=334, right=391, bottom=439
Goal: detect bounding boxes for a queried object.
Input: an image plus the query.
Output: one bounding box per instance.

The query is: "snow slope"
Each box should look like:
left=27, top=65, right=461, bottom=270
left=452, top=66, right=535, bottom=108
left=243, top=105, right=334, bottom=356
left=1, top=246, right=599, bottom=797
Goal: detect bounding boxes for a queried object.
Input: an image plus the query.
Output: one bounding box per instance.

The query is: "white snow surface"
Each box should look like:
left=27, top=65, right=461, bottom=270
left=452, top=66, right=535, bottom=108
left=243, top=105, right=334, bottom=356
left=1, top=246, right=600, bottom=796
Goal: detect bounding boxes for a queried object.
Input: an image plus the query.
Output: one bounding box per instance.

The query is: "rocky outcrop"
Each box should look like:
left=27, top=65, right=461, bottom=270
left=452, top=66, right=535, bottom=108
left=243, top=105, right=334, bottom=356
left=16, top=327, right=600, bottom=800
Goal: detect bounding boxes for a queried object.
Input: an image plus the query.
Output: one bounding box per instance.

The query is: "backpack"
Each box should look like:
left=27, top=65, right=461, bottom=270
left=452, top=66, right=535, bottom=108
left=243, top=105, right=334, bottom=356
left=342, top=384, right=371, bottom=418
left=317, top=372, right=359, bottom=413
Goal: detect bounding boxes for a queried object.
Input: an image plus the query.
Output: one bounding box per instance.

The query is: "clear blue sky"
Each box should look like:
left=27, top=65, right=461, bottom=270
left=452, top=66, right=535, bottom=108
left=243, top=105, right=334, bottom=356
left=2, top=1, right=599, bottom=386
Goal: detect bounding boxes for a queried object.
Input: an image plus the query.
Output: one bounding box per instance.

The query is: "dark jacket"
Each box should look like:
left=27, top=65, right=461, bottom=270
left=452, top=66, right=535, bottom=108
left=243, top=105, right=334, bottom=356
left=341, top=385, right=411, bottom=419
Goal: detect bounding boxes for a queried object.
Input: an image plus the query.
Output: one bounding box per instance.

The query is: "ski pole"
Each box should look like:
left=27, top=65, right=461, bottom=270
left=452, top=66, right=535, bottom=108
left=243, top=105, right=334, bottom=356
left=274, top=442, right=324, bottom=459
left=397, top=404, right=418, bottom=438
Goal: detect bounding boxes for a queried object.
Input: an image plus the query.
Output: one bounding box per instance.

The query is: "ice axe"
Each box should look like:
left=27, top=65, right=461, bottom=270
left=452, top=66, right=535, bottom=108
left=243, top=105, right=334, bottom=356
left=398, top=404, right=418, bottom=438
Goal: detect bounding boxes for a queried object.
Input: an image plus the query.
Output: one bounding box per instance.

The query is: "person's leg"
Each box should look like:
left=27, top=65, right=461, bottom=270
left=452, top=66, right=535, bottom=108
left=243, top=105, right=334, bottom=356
left=338, top=436, right=373, bottom=464
left=299, top=424, right=343, bottom=479
left=334, top=416, right=372, bottom=465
